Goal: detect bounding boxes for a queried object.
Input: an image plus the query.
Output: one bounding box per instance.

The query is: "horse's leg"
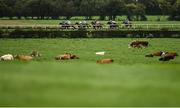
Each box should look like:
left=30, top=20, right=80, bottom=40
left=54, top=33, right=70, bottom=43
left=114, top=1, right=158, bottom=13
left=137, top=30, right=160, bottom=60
left=94, top=26, right=96, bottom=30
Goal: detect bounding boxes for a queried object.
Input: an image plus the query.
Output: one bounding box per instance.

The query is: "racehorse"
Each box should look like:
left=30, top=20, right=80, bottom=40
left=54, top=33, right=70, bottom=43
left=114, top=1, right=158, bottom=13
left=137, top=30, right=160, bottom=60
left=107, top=20, right=119, bottom=29
left=122, top=19, right=132, bottom=28
left=91, top=21, right=103, bottom=30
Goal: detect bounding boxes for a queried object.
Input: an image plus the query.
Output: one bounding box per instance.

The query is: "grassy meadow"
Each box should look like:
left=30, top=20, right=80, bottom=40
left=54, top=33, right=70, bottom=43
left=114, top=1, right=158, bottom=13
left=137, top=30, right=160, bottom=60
left=0, top=38, right=180, bottom=106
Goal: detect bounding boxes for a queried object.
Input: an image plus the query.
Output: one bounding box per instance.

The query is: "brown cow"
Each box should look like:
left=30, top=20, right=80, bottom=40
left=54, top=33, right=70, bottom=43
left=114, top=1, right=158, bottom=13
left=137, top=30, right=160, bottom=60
left=97, top=58, right=114, bottom=64
left=70, top=54, right=80, bottom=59
left=159, top=52, right=178, bottom=61
left=15, top=55, right=33, bottom=61
left=163, top=52, right=178, bottom=57
left=55, top=53, right=79, bottom=60
left=145, top=51, right=164, bottom=57
left=129, top=41, right=149, bottom=48
left=159, top=53, right=176, bottom=61
left=146, top=51, right=178, bottom=61
left=146, top=51, right=178, bottom=57
left=55, top=53, right=71, bottom=60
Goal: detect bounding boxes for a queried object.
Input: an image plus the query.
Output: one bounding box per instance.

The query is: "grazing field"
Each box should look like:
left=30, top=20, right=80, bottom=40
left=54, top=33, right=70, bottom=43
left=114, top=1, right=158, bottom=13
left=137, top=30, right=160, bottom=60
left=0, top=38, right=180, bottom=106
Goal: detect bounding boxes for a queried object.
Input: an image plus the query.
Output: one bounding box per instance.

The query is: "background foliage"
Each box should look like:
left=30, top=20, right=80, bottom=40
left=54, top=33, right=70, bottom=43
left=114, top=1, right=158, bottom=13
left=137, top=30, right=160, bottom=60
left=0, top=0, right=180, bottom=20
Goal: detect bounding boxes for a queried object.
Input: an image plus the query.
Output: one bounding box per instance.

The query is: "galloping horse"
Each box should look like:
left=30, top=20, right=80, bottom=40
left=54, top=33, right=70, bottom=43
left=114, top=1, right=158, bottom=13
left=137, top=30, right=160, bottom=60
left=107, top=20, right=119, bottom=29
left=76, top=21, right=91, bottom=29
left=59, top=20, right=77, bottom=30
left=91, top=21, right=103, bottom=30
left=122, top=19, right=132, bottom=28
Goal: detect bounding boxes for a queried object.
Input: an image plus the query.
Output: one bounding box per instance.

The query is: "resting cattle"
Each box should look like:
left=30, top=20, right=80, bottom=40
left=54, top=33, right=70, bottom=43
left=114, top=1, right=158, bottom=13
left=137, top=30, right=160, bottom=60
left=145, top=51, right=164, bottom=57
left=0, top=54, right=14, bottom=61
left=70, top=54, right=79, bottom=59
left=97, top=58, right=114, bottom=64
left=159, top=52, right=178, bottom=61
left=129, top=41, right=149, bottom=48
left=55, top=53, right=79, bottom=60
left=15, top=55, right=33, bottom=61
left=159, top=53, right=176, bottom=61
left=30, top=50, right=41, bottom=57
left=163, top=52, right=178, bottom=57
left=146, top=51, right=178, bottom=61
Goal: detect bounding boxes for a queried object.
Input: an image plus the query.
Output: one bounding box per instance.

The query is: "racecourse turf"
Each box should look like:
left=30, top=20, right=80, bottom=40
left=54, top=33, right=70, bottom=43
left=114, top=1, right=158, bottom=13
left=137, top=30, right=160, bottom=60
left=1, top=19, right=180, bottom=26
left=0, top=38, right=180, bottom=106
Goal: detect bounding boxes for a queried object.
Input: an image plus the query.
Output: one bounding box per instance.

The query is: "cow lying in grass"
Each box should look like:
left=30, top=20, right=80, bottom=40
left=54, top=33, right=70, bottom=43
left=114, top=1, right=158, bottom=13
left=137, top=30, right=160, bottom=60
left=159, top=54, right=176, bottom=61
left=129, top=41, right=149, bottom=48
left=146, top=51, right=178, bottom=57
left=146, top=51, right=178, bottom=61
left=145, top=51, right=164, bottom=57
left=14, top=50, right=41, bottom=61
left=55, top=53, right=79, bottom=60
left=97, top=58, right=114, bottom=64
left=165, top=52, right=178, bottom=57
left=159, top=52, right=178, bottom=61
left=0, top=54, right=14, bottom=61
left=14, top=55, right=33, bottom=61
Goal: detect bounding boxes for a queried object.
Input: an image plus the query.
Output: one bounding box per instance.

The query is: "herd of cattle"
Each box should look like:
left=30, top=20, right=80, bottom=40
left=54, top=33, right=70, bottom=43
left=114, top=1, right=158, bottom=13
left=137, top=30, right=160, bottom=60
left=129, top=40, right=178, bottom=61
left=0, top=40, right=178, bottom=63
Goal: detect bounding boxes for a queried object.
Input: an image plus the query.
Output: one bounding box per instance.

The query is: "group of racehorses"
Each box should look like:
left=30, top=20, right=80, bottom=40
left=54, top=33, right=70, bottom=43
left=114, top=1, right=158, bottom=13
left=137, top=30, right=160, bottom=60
left=59, top=20, right=132, bottom=30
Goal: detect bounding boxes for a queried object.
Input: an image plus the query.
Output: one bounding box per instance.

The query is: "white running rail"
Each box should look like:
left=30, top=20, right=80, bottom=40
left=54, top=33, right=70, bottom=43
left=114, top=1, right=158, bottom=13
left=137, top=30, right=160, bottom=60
left=0, top=24, right=180, bottom=30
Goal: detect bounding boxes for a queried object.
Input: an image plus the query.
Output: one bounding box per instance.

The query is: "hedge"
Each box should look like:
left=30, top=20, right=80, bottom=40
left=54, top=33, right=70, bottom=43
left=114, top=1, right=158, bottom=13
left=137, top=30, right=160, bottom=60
left=0, top=29, right=180, bottom=38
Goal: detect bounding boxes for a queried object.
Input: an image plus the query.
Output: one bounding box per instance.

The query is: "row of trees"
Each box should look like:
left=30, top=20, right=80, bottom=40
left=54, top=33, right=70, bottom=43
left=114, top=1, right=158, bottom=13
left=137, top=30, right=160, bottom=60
left=0, top=0, right=180, bottom=20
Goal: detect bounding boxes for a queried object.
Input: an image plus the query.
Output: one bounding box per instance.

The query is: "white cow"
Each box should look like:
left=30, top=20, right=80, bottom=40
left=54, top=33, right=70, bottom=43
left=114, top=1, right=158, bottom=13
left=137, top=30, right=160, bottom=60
left=0, top=54, right=14, bottom=61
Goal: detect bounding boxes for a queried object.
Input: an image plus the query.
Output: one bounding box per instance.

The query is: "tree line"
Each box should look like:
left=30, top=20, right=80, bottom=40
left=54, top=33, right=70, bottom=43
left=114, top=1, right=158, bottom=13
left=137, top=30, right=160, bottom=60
left=0, top=0, right=180, bottom=20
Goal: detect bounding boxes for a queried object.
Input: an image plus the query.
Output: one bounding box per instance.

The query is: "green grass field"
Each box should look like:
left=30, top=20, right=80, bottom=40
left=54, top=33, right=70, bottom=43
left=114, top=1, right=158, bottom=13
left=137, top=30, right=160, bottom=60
left=1, top=19, right=180, bottom=31
left=0, top=19, right=180, bottom=26
left=0, top=38, right=180, bottom=106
